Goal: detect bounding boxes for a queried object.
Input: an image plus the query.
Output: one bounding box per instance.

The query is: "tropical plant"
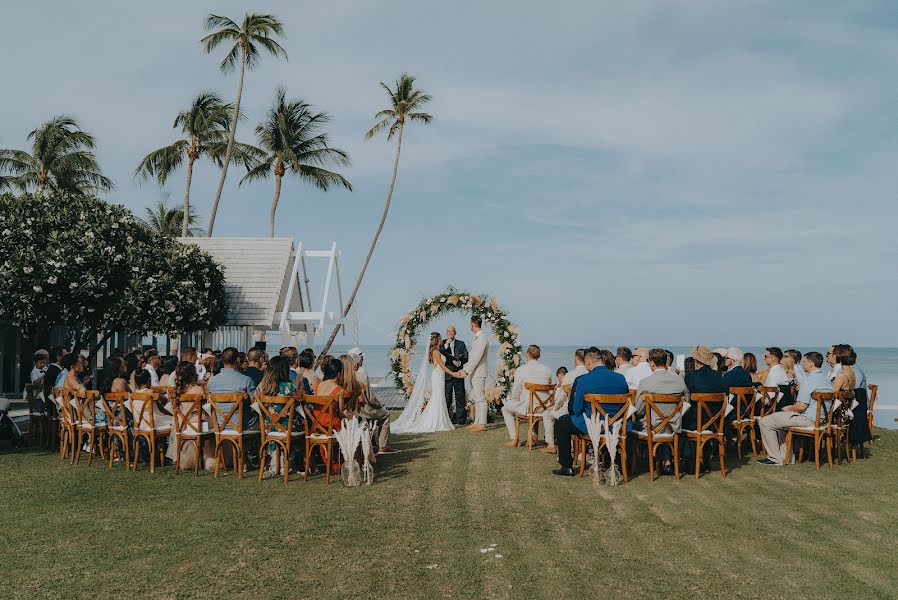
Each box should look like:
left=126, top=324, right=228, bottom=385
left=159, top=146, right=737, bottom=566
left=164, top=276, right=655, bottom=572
left=200, top=12, right=287, bottom=236
left=240, top=87, right=351, bottom=237
left=142, top=199, right=202, bottom=237
left=318, top=73, right=432, bottom=359
left=133, top=92, right=257, bottom=237
left=0, top=115, right=113, bottom=195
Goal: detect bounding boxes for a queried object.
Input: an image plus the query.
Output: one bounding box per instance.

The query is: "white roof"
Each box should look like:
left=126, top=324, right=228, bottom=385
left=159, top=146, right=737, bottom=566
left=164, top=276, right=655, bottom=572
left=177, top=237, right=302, bottom=328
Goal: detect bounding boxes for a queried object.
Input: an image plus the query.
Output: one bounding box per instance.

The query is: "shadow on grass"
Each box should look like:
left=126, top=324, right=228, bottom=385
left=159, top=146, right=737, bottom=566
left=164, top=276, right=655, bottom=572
left=375, top=437, right=434, bottom=482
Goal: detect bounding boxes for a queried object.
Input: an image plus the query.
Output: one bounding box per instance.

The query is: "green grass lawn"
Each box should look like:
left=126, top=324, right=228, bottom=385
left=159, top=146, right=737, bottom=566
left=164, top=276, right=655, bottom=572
left=2, top=421, right=897, bottom=599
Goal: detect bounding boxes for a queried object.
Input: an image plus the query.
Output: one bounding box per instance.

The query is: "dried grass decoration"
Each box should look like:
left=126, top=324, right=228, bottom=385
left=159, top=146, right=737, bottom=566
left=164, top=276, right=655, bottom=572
left=333, top=418, right=364, bottom=487
left=584, top=413, right=623, bottom=486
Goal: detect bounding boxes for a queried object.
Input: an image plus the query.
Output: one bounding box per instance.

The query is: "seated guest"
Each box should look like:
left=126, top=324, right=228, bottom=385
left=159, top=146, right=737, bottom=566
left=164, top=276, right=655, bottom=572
left=99, top=356, right=129, bottom=394
left=757, top=352, right=832, bottom=465
left=29, top=352, right=48, bottom=413
left=763, top=347, right=789, bottom=387
left=664, top=350, right=677, bottom=374
left=348, top=348, right=398, bottom=455
left=743, top=353, right=761, bottom=384
left=281, top=346, right=300, bottom=383
left=130, top=368, right=173, bottom=430
left=556, top=367, right=568, bottom=387
left=634, top=349, right=686, bottom=475
left=713, top=352, right=727, bottom=372
left=199, top=353, right=217, bottom=382
left=56, top=352, right=78, bottom=389
left=313, top=358, right=345, bottom=431
left=684, top=356, right=696, bottom=374
left=243, top=348, right=265, bottom=387
left=157, top=355, right=179, bottom=388
left=62, top=353, right=87, bottom=392
left=143, top=349, right=162, bottom=387
left=781, top=355, right=797, bottom=384
left=541, top=349, right=588, bottom=455
left=682, top=345, right=726, bottom=431
left=722, top=347, right=752, bottom=388
left=553, top=347, right=629, bottom=476
left=255, top=356, right=300, bottom=478
left=784, top=349, right=805, bottom=386
left=207, top=347, right=258, bottom=428
left=338, top=354, right=365, bottom=418
left=832, top=344, right=872, bottom=449
left=626, top=348, right=652, bottom=389
left=180, top=346, right=202, bottom=380
left=165, top=361, right=215, bottom=470
left=614, top=347, right=632, bottom=377
left=846, top=344, right=867, bottom=388
left=502, top=345, right=552, bottom=448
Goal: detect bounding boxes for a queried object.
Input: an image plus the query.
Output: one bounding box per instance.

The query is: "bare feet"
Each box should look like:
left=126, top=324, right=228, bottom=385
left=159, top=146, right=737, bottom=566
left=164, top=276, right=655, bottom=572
left=467, top=424, right=486, bottom=432
left=540, top=445, right=557, bottom=454
left=504, top=440, right=520, bottom=448
left=378, top=447, right=400, bottom=455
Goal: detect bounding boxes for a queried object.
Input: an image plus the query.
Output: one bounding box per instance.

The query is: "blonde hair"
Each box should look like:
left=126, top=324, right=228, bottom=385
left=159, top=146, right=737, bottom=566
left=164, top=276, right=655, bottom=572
left=781, top=356, right=796, bottom=379
left=337, top=354, right=361, bottom=395
left=428, top=332, right=441, bottom=364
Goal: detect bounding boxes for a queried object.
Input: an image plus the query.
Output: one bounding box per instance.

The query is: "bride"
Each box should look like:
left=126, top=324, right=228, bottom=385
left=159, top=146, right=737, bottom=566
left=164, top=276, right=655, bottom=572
left=392, top=332, right=457, bottom=434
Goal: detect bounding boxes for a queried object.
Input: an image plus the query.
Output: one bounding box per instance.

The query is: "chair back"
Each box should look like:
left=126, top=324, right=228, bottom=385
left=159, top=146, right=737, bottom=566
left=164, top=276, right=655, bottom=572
left=811, top=391, right=837, bottom=428
left=868, top=384, right=878, bottom=411
left=583, top=394, right=631, bottom=428
left=563, top=384, right=572, bottom=396
left=207, top=392, right=249, bottom=434
left=129, top=392, right=162, bottom=431
left=524, top=383, right=556, bottom=415
left=756, top=386, right=779, bottom=417
left=257, top=394, right=298, bottom=440
left=343, top=389, right=362, bottom=417
left=304, top=393, right=338, bottom=438
left=641, top=393, right=685, bottom=436
left=171, top=393, right=208, bottom=436
left=74, top=390, right=102, bottom=426
left=100, top=392, right=129, bottom=431
left=730, top=387, right=756, bottom=421
left=691, top=393, right=728, bottom=433
left=58, top=388, right=75, bottom=426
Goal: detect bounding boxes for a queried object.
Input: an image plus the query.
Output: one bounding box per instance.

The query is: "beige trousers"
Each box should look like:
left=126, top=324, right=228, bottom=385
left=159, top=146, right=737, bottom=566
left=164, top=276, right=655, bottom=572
left=542, top=407, right=567, bottom=445
left=470, top=377, right=487, bottom=425
left=501, top=399, right=528, bottom=439
left=759, top=412, right=814, bottom=464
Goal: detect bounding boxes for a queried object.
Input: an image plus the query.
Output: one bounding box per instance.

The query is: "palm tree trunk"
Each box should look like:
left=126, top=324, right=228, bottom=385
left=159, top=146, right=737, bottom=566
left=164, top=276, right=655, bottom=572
left=318, top=122, right=404, bottom=360
left=206, top=45, right=246, bottom=237
left=182, top=155, right=195, bottom=238
left=269, top=172, right=282, bottom=238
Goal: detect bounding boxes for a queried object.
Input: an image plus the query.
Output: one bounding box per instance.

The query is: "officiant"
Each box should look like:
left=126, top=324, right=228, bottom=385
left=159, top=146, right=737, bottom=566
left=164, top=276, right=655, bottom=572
left=441, top=326, right=469, bottom=424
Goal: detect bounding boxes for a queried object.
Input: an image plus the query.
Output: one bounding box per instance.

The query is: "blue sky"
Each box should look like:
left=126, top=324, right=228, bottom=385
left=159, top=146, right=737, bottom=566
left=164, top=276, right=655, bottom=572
left=2, top=1, right=896, bottom=347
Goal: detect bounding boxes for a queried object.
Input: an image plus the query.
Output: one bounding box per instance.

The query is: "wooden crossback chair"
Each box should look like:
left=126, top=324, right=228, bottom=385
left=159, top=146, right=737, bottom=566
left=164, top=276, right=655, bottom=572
left=635, top=393, right=684, bottom=481
left=170, top=393, right=212, bottom=476
left=129, top=392, right=170, bottom=473
left=785, top=391, right=837, bottom=469
left=257, top=394, right=301, bottom=484
left=867, top=384, right=878, bottom=445
left=831, top=390, right=856, bottom=464
left=578, top=394, right=631, bottom=482
left=729, top=387, right=758, bottom=459
left=304, top=393, right=339, bottom=484
left=755, top=386, right=779, bottom=419
left=343, top=389, right=362, bottom=419
left=208, top=392, right=258, bottom=479
left=513, top=383, right=556, bottom=449
left=74, top=390, right=107, bottom=466
left=684, top=393, right=728, bottom=479
left=99, top=392, right=131, bottom=468
left=55, top=388, right=76, bottom=461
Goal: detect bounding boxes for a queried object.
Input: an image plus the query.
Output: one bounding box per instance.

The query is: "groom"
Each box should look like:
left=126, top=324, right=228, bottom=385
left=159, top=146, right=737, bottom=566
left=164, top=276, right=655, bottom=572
left=458, top=316, right=489, bottom=432
left=441, top=326, right=468, bottom=424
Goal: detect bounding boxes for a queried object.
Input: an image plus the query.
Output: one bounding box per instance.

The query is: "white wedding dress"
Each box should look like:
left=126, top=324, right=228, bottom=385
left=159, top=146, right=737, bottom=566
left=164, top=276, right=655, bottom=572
left=392, top=353, right=455, bottom=434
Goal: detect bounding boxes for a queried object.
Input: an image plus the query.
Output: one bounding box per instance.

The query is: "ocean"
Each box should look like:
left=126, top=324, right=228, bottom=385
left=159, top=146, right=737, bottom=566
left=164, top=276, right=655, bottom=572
left=320, top=344, right=897, bottom=429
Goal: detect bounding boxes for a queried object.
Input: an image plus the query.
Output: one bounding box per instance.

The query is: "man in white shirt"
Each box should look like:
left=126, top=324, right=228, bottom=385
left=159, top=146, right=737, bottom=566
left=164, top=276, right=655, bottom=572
left=143, top=349, right=162, bottom=387
left=502, top=344, right=552, bottom=447
left=614, top=347, right=632, bottom=377
left=541, top=349, right=589, bottom=454
left=763, top=347, right=789, bottom=387
left=626, top=347, right=652, bottom=389
left=459, top=316, right=489, bottom=431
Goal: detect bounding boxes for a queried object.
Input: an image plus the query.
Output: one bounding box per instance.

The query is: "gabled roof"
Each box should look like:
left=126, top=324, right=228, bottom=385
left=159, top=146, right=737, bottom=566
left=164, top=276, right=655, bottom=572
left=177, top=237, right=302, bottom=329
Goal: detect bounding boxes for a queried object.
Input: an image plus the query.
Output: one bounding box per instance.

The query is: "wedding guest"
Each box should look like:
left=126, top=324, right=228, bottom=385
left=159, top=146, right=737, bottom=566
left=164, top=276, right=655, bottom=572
left=143, top=349, right=162, bottom=387
left=208, top=347, right=258, bottom=429
left=43, top=346, right=68, bottom=401
left=763, top=347, right=789, bottom=387
left=541, top=349, right=588, bottom=455
left=846, top=345, right=867, bottom=388
left=28, top=352, right=48, bottom=413
left=722, top=347, right=752, bottom=388
left=281, top=346, right=300, bottom=382
left=198, top=353, right=216, bottom=382
left=348, top=348, right=398, bottom=455
left=614, top=347, right=633, bottom=377
left=297, top=349, right=319, bottom=392
left=57, top=353, right=79, bottom=389
left=626, top=348, right=652, bottom=389
left=338, top=354, right=364, bottom=418
left=634, top=348, right=687, bottom=474
left=99, top=356, right=129, bottom=393
left=833, top=344, right=872, bottom=449
left=743, top=353, right=761, bottom=384
left=684, top=357, right=696, bottom=374
left=158, top=355, right=179, bottom=388
left=664, top=350, right=677, bottom=374
left=553, top=347, right=629, bottom=476
left=682, top=345, right=725, bottom=431
left=714, top=352, right=727, bottom=372
left=757, top=352, right=832, bottom=465
left=781, top=356, right=797, bottom=384
left=502, top=345, right=552, bottom=448
left=556, top=367, right=568, bottom=386
left=784, top=349, right=806, bottom=386
left=166, top=361, right=215, bottom=471
left=243, top=348, right=265, bottom=387
left=313, top=358, right=344, bottom=431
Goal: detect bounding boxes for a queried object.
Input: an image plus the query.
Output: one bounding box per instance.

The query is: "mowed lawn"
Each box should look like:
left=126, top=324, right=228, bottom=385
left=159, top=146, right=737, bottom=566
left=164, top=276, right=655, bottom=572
left=2, top=420, right=897, bottom=600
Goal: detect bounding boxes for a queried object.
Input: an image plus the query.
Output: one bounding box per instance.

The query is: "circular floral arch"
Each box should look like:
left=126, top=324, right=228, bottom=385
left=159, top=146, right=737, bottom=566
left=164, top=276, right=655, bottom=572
left=390, top=287, right=523, bottom=405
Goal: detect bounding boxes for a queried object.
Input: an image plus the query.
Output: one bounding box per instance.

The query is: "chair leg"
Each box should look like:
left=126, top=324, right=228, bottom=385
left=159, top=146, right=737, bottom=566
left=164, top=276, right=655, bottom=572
left=236, top=439, right=243, bottom=480
left=620, top=440, right=629, bottom=483
left=785, top=432, right=794, bottom=466
left=87, top=431, right=95, bottom=466
left=825, top=435, right=833, bottom=468
left=647, top=441, right=655, bottom=482
left=578, top=440, right=588, bottom=478
left=749, top=427, right=758, bottom=458
left=673, top=439, right=681, bottom=481
left=326, top=442, right=332, bottom=484
left=175, top=439, right=182, bottom=474
left=283, top=442, right=290, bottom=485
left=694, top=441, right=701, bottom=480
left=718, top=436, right=726, bottom=478
left=304, top=441, right=311, bottom=481
left=514, top=418, right=520, bottom=448
left=257, top=442, right=265, bottom=481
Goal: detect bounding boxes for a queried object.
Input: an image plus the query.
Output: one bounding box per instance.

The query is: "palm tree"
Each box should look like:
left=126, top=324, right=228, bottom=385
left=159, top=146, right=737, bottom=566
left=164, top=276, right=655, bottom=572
left=142, top=199, right=202, bottom=237
left=240, top=87, right=352, bottom=237
left=0, top=115, right=113, bottom=195
left=318, top=73, right=432, bottom=359
left=133, top=92, right=258, bottom=237
left=200, top=12, right=287, bottom=236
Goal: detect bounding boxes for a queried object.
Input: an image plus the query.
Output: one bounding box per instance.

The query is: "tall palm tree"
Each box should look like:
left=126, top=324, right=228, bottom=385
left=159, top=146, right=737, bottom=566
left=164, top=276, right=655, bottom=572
left=0, top=115, right=113, bottom=195
left=240, top=87, right=352, bottom=237
left=200, top=12, right=287, bottom=236
left=142, top=199, right=202, bottom=237
left=133, top=92, right=258, bottom=237
left=319, top=73, right=432, bottom=359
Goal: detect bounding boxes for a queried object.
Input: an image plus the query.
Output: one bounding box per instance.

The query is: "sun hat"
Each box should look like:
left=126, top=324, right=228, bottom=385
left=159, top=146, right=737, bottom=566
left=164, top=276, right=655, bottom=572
left=725, top=347, right=743, bottom=363
left=713, top=347, right=727, bottom=356
left=348, top=347, right=364, bottom=364
left=691, top=345, right=717, bottom=370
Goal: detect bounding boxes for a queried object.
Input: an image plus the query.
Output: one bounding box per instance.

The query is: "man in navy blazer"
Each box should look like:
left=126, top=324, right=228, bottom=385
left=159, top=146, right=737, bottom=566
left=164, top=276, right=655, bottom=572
left=722, top=347, right=752, bottom=389
left=553, top=347, right=629, bottom=476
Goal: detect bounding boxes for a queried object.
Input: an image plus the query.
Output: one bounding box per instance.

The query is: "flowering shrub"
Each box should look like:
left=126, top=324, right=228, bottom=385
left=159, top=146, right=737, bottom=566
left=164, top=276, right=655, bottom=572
left=389, top=286, right=522, bottom=404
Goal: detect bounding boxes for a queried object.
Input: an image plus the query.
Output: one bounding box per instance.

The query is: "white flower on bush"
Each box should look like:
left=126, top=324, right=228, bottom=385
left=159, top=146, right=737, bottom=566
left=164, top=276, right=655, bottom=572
left=47, top=275, right=57, bottom=284
left=69, top=282, right=78, bottom=289
left=23, top=266, right=33, bottom=274
left=32, top=285, right=42, bottom=292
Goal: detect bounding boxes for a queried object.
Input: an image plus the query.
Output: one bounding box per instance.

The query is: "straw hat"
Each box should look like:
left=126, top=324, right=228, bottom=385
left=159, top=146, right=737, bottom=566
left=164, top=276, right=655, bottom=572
left=691, top=345, right=717, bottom=370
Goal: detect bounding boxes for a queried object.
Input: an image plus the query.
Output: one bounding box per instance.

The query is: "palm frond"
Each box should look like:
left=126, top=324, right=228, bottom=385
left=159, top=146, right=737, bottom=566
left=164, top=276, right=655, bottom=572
left=133, top=140, right=187, bottom=185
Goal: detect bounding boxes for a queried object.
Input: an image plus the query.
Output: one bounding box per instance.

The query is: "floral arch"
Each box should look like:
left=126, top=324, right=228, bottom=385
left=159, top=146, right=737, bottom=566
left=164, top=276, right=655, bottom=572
left=390, top=287, right=522, bottom=405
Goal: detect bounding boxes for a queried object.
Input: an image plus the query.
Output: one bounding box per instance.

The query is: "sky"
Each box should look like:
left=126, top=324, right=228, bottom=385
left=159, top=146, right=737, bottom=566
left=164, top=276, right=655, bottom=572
left=2, top=1, right=896, bottom=348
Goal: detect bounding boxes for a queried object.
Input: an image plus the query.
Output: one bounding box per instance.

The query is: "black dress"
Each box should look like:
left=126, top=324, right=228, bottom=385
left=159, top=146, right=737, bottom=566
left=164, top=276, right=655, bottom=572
left=848, top=386, right=872, bottom=445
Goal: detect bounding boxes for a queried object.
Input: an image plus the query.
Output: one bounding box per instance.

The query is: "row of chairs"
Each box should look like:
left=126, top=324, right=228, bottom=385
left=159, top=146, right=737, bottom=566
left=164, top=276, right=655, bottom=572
left=49, top=387, right=349, bottom=484
left=513, top=383, right=878, bottom=482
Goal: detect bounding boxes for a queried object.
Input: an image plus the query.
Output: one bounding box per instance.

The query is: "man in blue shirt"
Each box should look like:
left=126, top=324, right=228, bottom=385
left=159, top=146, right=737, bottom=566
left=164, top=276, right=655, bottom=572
left=553, top=347, right=629, bottom=477
left=757, top=351, right=833, bottom=465
left=207, top=347, right=257, bottom=428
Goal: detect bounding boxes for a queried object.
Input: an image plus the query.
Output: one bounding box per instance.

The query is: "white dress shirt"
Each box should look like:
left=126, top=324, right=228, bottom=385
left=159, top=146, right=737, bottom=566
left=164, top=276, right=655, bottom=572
left=625, top=362, right=652, bottom=389
left=764, top=363, right=789, bottom=387
left=509, top=359, right=553, bottom=406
